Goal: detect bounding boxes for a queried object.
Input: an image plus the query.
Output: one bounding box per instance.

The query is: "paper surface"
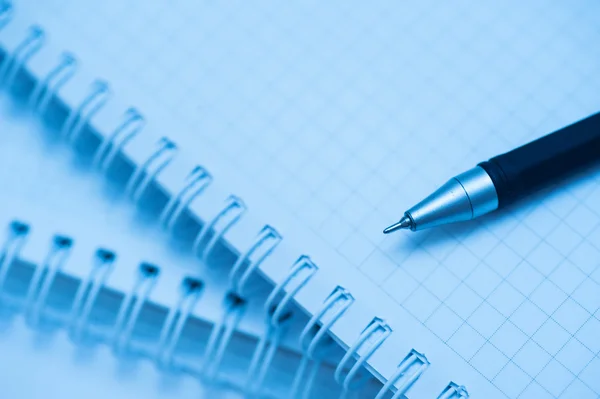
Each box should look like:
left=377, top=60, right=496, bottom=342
left=14, top=0, right=600, bottom=397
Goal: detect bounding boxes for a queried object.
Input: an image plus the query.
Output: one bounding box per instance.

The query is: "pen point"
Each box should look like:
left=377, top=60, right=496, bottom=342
left=383, top=216, right=413, bottom=234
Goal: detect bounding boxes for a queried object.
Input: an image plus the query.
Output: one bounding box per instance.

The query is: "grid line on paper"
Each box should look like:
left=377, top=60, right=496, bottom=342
left=22, top=0, right=600, bottom=397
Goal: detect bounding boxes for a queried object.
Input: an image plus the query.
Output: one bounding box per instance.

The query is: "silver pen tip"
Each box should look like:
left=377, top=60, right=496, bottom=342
left=383, top=216, right=413, bottom=234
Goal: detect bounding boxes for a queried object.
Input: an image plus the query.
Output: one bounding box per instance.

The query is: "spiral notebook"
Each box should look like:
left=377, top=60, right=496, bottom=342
left=0, top=6, right=440, bottom=399
left=0, top=87, right=388, bottom=398
left=2, top=1, right=600, bottom=398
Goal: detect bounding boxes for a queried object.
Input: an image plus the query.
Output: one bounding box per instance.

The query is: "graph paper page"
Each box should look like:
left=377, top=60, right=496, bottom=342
left=15, top=0, right=600, bottom=397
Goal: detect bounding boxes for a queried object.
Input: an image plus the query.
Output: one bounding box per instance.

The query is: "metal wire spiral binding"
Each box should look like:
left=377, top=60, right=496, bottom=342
left=112, top=262, right=160, bottom=354
left=201, top=292, right=247, bottom=380
left=291, top=286, right=354, bottom=399
left=69, top=248, right=116, bottom=342
left=0, top=2, right=13, bottom=30
left=61, top=79, right=111, bottom=143
left=92, top=107, right=146, bottom=171
left=264, top=255, right=317, bottom=328
left=0, top=221, right=219, bottom=382
left=299, top=286, right=354, bottom=356
left=0, top=221, right=29, bottom=295
left=0, top=21, right=473, bottom=397
left=247, top=257, right=318, bottom=395
left=192, top=195, right=246, bottom=261
left=290, top=350, right=321, bottom=399
left=437, top=382, right=469, bottom=399
left=374, top=349, right=429, bottom=399
left=247, top=327, right=285, bottom=394
left=25, top=234, right=73, bottom=327
left=125, top=136, right=178, bottom=202
left=159, top=165, right=212, bottom=233
left=155, top=276, right=203, bottom=368
left=228, top=225, right=281, bottom=296
left=0, top=24, right=44, bottom=88
left=334, top=317, right=392, bottom=392
left=29, top=52, right=77, bottom=114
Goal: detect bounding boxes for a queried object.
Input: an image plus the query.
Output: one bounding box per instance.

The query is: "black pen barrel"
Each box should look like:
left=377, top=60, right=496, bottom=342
left=479, top=112, right=600, bottom=207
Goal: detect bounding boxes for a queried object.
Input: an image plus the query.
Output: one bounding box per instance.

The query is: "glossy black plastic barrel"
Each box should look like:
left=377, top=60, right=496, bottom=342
left=479, top=112, right=600, bottom=207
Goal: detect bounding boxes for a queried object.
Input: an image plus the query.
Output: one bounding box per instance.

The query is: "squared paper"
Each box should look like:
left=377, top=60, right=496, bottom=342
left=15, top=0, right=600, bottom=397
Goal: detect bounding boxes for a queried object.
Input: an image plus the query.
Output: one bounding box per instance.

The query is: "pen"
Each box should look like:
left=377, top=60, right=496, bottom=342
left=384, top=111, right=600, bottom=233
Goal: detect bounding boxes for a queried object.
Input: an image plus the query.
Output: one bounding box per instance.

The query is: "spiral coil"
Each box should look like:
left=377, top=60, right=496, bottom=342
left=159, top=165, right=212, bottom=232
left=193, top=195, right=246, bottom=261
left=201, top=292, right=246, bottom=380
left=0, top=24, right=44, bottom=89
left=245, top=313, right=287, bottom=395
left=112, top=262, right=160, bottom=353
left=0, top=11, right=472, bottom=397
left=335, top=317, right=392, bottom=392
left=229, top=225, right=281, bottom=296
left=155, top=276, right=203, bottom=368
left=61, top=79, right=111, bottom=143
left=0, top=221, right=28, bottom=295
left=264, top=255, right=317, bottom=328
left=125, top=136, right=178, bottom=202
left=437, top=382, right=469, bottom=399
left=69, top=248, right=116, bottom=342
left=375, top=349, right=429, bottom=399
left=0, top=221, right=203, bottom=368
left=25, top=234, right=73, bottom=326
left=92, top=107, right=145, bottom=171
left=29, top=52, right=77, bottom=114
left=291, top=286, right=354, bottom=398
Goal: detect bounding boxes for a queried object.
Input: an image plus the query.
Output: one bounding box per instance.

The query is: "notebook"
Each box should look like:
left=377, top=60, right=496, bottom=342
left=0, top=82, right=385, bottom=398
left=2, top=0, right=600, bottom=398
